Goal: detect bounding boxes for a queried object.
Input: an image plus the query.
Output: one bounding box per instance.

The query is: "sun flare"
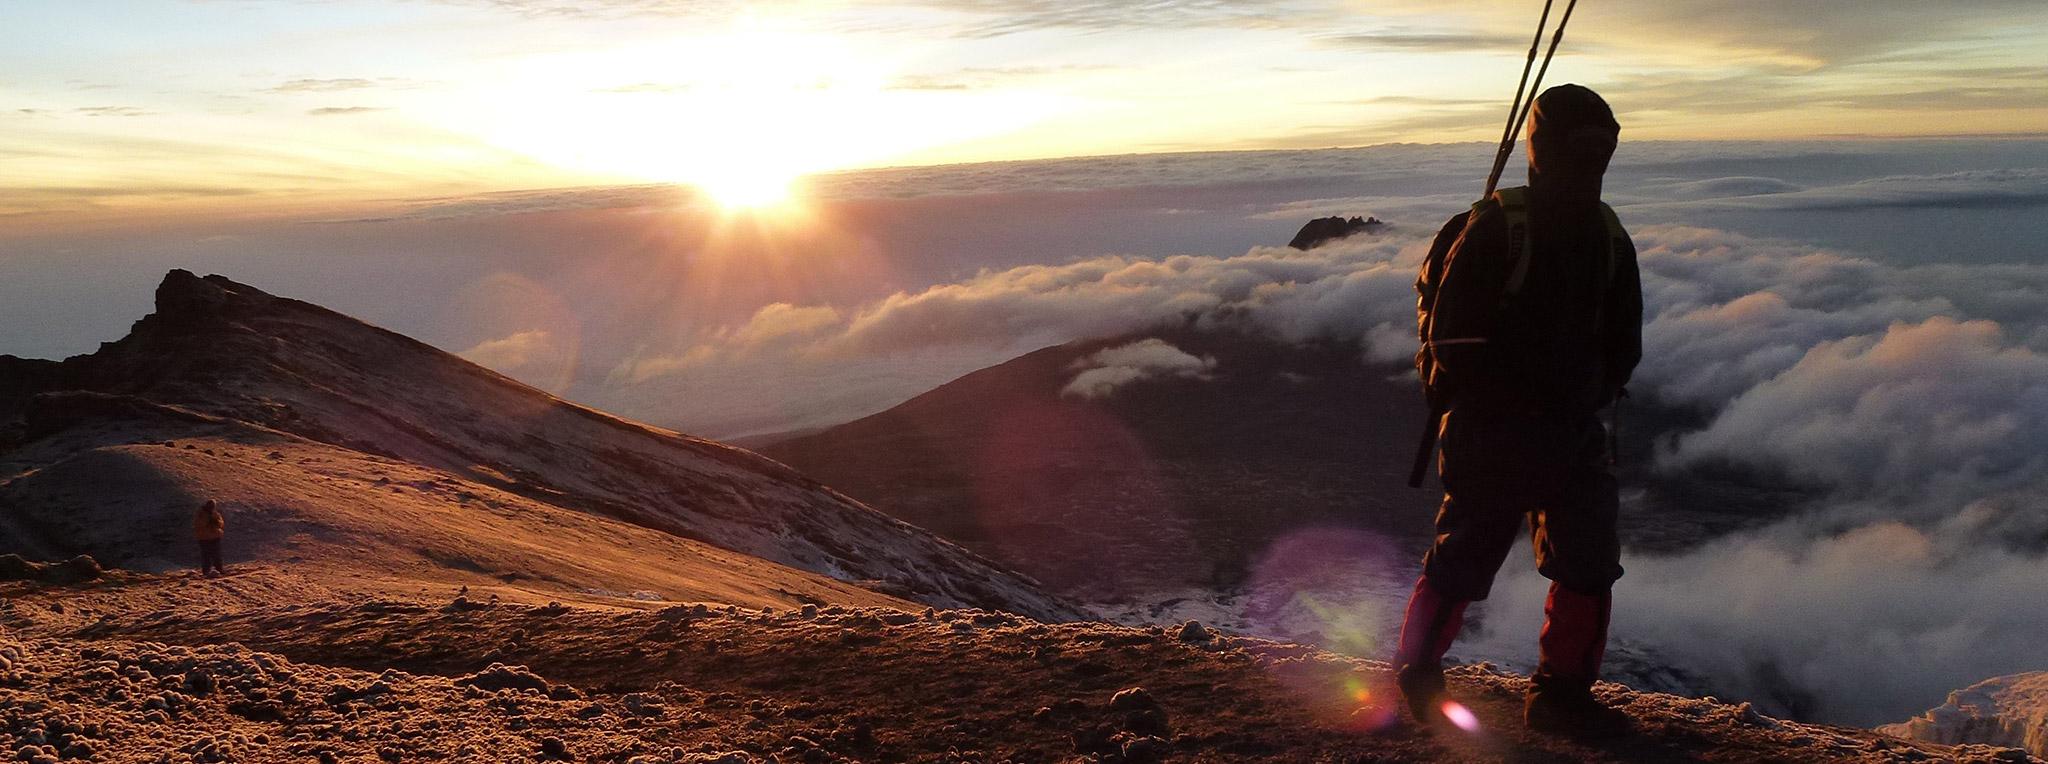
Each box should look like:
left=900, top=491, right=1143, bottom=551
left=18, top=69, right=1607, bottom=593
left=693, top=168, right=797, bottom=211
left=457, top=16, right=1071, bottom=213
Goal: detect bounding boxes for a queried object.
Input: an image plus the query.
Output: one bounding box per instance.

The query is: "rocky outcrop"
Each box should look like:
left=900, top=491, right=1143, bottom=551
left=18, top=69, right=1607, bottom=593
left=1884, top=672, right=2048, bottom=759
left=1287, top=216, right=1385, bottom=250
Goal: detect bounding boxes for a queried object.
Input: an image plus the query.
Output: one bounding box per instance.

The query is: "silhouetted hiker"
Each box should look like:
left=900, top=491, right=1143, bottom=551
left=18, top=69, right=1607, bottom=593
left=193, top=499, right=226, bottom=577
left=1398, top=84, right=1642, bottom=737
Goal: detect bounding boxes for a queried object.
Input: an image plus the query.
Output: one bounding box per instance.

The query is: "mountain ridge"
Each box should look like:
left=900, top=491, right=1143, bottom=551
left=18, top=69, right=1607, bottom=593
left=0, top=269, right=1078, bottom=620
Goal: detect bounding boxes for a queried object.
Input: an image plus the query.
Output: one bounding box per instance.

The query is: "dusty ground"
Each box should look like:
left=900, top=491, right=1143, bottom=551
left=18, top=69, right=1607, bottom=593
left=4, top=572, right=2034, bottom=763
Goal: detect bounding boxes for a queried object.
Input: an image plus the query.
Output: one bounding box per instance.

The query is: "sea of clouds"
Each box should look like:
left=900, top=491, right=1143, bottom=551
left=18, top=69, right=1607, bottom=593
left=605, top=144, right=2048, bottom=724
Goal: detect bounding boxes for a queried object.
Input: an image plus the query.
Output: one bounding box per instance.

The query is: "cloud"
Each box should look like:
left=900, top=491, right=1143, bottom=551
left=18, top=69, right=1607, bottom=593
left=306, top=106, right=386, bottom=116
left=816, top=236, right=1420, bottom=358
left=1061, top=338, right=1217, bottom=399
left=913, top=0, right=1319, bottom=37
left=460, top=329, right=554, bottom=369
left=726, top=303, right=843, bottom=348
left=1373, top=0, right=2048, bottom=67
left=428, top=0, right=746, bottom=20
left=1628, top=515, right=2048, bottom=726
left=886, top=75, right=976, bottom=92
left=592, top=82, right=693, bottom=94
left=311, top=184, right=688, bottom=223
left=1689, top=169, right=2048, bottom=212
left=1626, top=226, right=2048, bottom=410
left=73, top=106, right=152, bottom=117
left=1668, top=316, right=2048, bottom=502
left=1315, top=29, right=1527, bottom=53
left=269, top=78, right=380, bottom=93
left=459, top=330, right=578, bottom=392
left=1628, top=176, right=1805, bottom=201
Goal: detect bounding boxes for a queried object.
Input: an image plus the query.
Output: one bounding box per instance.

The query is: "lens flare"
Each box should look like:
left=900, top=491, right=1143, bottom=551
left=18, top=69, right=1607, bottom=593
left=1441, top=701, right=1481, bottom=733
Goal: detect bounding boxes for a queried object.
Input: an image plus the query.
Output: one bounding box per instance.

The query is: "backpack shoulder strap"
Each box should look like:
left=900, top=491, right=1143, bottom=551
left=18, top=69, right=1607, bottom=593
left=1492, top=186, right=1534, bottom=295
left=1597, top=201, right=1624, bottom=289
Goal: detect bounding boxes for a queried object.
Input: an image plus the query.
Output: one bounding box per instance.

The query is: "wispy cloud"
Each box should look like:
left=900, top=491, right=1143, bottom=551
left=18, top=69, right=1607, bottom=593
left=306, top=106, right=387, bottom=116
left=1315, top=29, right=1526, bottom=53
left=74, top=106, right=153, bottom=117
left=591, top=82, right=693, bottom=94
left=269, top=78, right=380, bottom=93
left=906, top=0, right=1323, bottom=37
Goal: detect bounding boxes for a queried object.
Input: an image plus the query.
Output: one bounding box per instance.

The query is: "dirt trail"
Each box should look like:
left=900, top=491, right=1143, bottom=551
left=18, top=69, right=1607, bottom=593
left=3, top=573, right=2015, bottom=764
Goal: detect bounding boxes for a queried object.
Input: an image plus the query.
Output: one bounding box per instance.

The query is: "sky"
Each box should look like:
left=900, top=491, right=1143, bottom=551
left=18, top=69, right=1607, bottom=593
left=3, top=0, right=2046, bottom=222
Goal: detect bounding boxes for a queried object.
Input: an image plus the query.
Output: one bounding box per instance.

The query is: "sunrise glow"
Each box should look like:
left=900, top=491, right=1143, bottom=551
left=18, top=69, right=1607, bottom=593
left=7, top=2, right=2039, bottom=221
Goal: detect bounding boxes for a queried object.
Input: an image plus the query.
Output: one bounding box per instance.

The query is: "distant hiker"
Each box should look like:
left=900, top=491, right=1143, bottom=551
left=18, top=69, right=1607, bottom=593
left=1398, top=84, right=1642, bottom=736
left=193, top=499, right=226, bottom=577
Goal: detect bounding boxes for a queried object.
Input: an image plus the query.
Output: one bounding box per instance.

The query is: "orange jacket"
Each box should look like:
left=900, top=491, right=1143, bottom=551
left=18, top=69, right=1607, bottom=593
left=193, top=506, right=225, bottom=541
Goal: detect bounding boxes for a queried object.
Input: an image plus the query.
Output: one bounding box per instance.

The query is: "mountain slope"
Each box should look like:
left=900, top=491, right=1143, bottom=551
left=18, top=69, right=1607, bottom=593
left=0, top=393, right=909, bottom=613
left=0, top=270, right=1076, bottom=620
left=765, top=327, right=1440, bottom=598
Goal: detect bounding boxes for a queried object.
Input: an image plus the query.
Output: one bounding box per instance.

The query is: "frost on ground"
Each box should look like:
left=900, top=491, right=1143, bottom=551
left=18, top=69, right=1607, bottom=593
left=1087, top=560, right=1714, bottom=705
left=1, top=580, right=2025, bottom=764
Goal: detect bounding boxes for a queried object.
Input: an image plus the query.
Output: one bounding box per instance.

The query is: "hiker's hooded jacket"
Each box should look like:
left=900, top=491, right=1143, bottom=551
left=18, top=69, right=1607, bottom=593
left=1422, top=87, right=1642, bottom=416
left=193, top=505, right=225, bottom=542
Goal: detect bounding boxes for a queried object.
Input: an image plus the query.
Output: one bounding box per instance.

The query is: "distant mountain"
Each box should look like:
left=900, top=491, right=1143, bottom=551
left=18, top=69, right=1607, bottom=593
left=765, top=326, right=1440, bottom=598
left=0, top=270, right=1078, bottom=620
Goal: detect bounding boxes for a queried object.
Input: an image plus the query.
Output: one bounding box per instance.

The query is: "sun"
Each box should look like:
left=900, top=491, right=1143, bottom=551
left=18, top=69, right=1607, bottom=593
left=461, top=15, right=1074, bottom=215
left=692, top=167, right=797, bottom=211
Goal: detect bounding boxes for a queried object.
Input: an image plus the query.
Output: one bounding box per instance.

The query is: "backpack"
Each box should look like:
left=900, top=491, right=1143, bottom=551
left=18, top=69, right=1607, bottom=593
left=1413, top=186, right=1626, bottom=408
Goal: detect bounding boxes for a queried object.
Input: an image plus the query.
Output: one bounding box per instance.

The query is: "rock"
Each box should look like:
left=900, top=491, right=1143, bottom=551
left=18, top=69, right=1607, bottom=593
left=1110, top=687, right=1161, bottom=714
left=49, top=555, right=102, bottom=584
left=1176, top=620, right=1212, bottom=642
left=1287, top=215, right=1386, bottom=250
left=1071, top=722, right=1121, bottom=757
left=679, top=753, right=757, bottom=764
left=1111, top=687, right=1171, bottom=738
left=441, top=596, right=488, bottom=613
left=453, top=663, right=549, bottom=694
left=1120, top=734, right=1171, bottom=764
left=539, top=737, right=571, bottom=760
left=0, top=554, right=36, bottom=581
left=622, top=692, right=666, bottom=717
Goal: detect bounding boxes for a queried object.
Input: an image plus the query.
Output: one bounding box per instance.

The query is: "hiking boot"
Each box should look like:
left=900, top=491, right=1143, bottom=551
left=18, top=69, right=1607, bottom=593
left=1524, top=683, right=1632, bottom=738
left=1389, top=576, right=1468, bottom=725
left=1395, top=663, right=1448, bottom=723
